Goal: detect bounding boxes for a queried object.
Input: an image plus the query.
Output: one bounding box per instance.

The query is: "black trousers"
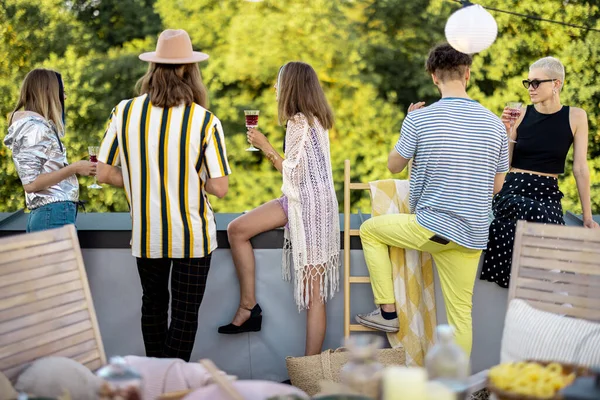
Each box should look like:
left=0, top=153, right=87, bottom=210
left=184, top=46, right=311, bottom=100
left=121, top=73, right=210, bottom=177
left=135, top=256, right=212, bottom=361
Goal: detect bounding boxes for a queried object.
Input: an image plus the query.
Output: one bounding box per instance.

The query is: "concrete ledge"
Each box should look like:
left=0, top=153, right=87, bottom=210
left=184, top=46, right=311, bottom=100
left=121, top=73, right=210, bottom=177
left=0, top=212, right=367, bottom=249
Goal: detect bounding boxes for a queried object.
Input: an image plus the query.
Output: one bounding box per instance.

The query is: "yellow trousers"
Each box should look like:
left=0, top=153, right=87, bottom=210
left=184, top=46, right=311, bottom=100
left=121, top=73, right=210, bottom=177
left=360, top=214, right=481, bottom=356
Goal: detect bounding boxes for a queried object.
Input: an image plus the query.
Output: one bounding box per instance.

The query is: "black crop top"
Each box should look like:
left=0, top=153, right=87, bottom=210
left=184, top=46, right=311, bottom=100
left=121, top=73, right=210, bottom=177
left=511, top=105, right=573, bottom=174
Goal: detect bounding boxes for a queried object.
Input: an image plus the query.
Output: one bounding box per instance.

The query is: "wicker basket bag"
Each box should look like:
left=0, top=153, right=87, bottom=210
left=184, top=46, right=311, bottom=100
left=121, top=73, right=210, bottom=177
left=285, top=347, right=405, bottom=396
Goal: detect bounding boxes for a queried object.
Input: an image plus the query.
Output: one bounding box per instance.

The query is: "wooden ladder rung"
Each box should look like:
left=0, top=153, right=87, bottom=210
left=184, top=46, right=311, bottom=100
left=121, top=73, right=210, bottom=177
left=350, top=324, right=377, bottom=332
left=349, top=183, right=370, bottom=190
left=344, top=159, right=376, bottom=338
left=349, top=276, right=370, bottom=283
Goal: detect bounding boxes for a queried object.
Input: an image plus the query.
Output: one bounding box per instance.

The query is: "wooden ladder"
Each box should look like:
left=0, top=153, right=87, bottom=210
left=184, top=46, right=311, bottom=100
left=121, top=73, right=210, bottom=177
left=343, top=159, right=376, bottom=337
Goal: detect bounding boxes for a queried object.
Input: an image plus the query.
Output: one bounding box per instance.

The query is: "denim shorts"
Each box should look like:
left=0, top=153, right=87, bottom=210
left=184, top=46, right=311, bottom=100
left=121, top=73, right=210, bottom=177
left=27, top=201, right=78, bottom=233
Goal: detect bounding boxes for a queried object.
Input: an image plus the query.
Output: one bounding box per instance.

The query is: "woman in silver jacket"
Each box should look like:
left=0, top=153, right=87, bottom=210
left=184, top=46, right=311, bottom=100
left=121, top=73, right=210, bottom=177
left=4, top=69, right=96, bottom=232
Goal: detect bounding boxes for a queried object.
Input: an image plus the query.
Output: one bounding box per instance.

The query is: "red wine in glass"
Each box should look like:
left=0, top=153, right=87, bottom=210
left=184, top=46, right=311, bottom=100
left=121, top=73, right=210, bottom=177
left=244, top=110, right=260, bottom=151
left=88, top=146, right=102, bottom=189
left=509, top=109, right=521, bottom=121
left=245, top=114, right=259, bottom=127
left=506, top=102, right=522, bottom=133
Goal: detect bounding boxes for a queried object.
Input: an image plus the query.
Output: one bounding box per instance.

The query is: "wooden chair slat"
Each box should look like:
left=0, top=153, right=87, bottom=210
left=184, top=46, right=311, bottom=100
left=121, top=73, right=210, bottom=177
left=0, top=251, right=77, bottom=276
left=516, top=277, right=600, bottom=299
left=0, top=228, right=71, bottom=254
left=0, top=320, right=93, bottom=360
left=74, top=349, right=102, bottom=366
left=0, top=270, right=82, bottom=299
left=521, top=223, right=600, bottom=242
left=519, top=267, right=600, bottom=287
left=0, top=300, right=87, bottom=335
left=515, top=288, right=600, bottom=310
left=521, top=236, right=600, bottom=254
left=519, top=257, right=600, bottom=275
left=0, top=309, right=90, bottom=347
left=0, top=260, right=79, bottom=289
left=521, top=246, right=600, bottom=264
left=0, top=240, right=73, bottom=267
left=0, top=285, right=84, bottom=314
left=0, top=331, right=96, bottom=371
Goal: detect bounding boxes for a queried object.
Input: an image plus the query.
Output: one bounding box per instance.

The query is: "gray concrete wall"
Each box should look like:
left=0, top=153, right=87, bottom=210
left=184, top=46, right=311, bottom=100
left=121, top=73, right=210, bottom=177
left=82, top=247, right=509, bottom=380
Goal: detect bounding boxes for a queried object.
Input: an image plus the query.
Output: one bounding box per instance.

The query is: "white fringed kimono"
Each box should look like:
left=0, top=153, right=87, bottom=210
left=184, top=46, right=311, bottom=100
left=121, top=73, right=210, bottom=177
left=281, top=113, right=340, bottom=310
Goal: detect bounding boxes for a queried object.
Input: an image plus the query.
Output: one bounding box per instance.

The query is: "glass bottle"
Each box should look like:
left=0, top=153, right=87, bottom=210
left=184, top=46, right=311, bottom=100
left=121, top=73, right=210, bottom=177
left=340, top=334, right=385, bottom=399
left=96, top=356, right=142, bottom=400
left=424, top=325, right=469, bottom=400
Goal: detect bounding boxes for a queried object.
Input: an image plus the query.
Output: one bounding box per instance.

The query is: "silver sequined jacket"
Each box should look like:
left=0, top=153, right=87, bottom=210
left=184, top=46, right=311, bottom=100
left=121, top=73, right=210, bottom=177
left=4, top=113, right=78, bottom=210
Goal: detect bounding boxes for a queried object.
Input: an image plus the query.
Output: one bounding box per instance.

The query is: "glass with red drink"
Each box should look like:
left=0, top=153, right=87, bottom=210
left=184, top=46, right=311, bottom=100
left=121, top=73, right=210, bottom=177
left=244, top=110, right=260, bottom=152
left=88, top=146, right=102, bottom=189
left=506, top=101, right=522, bottom=133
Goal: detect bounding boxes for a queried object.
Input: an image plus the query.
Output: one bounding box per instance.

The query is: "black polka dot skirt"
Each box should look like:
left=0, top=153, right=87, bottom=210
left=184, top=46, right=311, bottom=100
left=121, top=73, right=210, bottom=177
left=480, top=172, right=565, bottom=288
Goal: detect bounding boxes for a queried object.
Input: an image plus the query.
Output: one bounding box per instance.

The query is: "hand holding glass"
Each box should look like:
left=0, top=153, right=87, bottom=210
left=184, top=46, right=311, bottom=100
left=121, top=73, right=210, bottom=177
left=88, top=146, right=102, bottom=189
left=244, top=110, right=260, bottom=152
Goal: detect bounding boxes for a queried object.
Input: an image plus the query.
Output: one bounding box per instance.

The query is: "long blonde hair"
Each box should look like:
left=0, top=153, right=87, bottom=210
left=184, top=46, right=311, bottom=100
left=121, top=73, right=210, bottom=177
left=136, top=63, right=208, bottom=108
left=277, top=62, right=334, bottom=130
left=10, top=69, right=64, bottom=134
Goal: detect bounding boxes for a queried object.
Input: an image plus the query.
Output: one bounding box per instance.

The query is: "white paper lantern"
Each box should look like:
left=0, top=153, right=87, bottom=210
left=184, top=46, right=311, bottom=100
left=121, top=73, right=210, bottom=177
left=445, top=4, right=498, bottom=54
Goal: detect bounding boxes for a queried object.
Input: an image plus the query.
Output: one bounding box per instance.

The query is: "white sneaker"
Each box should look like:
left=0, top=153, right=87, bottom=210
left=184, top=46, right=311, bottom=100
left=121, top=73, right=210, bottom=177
left=355, top=308, right=399, bottom=333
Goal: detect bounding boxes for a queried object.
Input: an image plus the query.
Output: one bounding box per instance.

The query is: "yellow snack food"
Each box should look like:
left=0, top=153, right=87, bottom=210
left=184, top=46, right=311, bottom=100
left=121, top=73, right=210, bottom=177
left=489, top=361, right=577, bottom=399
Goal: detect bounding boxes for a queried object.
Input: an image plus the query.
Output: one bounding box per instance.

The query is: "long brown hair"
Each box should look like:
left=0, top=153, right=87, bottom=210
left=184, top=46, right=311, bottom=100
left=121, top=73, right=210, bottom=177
left=136, top=63, right=208, bottom=108
left=277, top=62, right=334, bottom=129
left=9, top=69, right=64, bottom=133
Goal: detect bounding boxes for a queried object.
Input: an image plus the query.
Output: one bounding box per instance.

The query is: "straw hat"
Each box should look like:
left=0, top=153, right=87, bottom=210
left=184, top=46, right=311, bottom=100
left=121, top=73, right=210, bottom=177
left=139, top=29, right=209, bottom=64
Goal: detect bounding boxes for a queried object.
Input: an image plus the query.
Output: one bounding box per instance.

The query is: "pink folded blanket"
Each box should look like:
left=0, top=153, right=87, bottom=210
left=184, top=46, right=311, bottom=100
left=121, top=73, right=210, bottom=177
left=123, top=356, right=234, bottom=399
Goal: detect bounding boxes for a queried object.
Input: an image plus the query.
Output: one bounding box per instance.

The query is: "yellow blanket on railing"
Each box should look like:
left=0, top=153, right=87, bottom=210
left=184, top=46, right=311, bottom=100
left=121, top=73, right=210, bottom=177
left=368, top=179, right=437, bottom=366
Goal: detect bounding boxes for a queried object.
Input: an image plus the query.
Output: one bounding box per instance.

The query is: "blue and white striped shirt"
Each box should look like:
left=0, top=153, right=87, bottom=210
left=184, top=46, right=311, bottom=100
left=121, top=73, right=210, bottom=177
left=395, top=98, right=509, bottom=249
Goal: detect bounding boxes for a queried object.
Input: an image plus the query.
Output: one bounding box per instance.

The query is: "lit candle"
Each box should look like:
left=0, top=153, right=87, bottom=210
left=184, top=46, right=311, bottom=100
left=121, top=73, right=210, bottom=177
left=382, top=367, right=428, bottom=400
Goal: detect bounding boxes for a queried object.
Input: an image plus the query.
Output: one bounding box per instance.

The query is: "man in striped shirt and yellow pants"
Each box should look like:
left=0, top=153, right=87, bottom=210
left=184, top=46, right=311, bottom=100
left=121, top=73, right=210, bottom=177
left=355, top=44, right=509, bottom=357
left=98, top=30, right=230, bottom=361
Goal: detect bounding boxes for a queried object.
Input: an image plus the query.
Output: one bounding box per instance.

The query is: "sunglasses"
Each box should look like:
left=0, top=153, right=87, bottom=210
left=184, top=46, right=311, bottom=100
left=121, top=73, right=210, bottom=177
left=522, top=79, right=554, bottom=90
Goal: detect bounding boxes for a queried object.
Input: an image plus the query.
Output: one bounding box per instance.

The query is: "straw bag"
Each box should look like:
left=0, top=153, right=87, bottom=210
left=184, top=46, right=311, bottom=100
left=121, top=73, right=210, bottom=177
left=285, top=347, right=405, bottom=396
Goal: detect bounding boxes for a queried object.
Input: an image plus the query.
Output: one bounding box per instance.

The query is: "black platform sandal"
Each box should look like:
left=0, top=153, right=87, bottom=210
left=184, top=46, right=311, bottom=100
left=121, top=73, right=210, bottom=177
left=218, top=303, right=262, bottom=334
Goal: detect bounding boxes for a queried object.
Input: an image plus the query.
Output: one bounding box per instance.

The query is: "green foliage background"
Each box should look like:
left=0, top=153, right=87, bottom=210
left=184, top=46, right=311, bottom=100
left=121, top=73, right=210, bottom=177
left=1, top=0, right=599, bottom=214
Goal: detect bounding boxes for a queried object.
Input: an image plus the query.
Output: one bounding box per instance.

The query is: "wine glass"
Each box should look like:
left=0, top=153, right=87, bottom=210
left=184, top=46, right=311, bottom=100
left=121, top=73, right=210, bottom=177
left=88, top=146, right=102, bottom=189
left=244, top=110, right=260, bottom=152
left=506, top=101, right=522, bottom=133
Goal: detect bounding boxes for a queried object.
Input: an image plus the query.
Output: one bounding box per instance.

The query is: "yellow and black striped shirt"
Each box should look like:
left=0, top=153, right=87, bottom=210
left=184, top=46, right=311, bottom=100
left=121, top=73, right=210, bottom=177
left=99, top=94, right=231, bottom=259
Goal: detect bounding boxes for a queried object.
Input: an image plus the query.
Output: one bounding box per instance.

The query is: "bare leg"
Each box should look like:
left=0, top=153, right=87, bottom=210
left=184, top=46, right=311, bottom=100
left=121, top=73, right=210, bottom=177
left=227, top=199, right=287, bottom=326
left=305, top=271, right=327, bottom=356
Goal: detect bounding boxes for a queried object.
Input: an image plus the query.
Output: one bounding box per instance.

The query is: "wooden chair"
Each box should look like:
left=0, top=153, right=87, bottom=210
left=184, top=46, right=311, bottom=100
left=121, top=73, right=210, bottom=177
left=343, top=160, right=375, bottom=337
left=0, top=225, right=106, bottom=382
left=467, top=220, right=600, bottom=394
left=508, top=220, right=600, bottom=321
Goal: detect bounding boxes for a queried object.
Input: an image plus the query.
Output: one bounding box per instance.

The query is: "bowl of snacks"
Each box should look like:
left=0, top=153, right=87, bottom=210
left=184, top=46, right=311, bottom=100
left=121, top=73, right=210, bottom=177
left=487, top=361, right=592, bottom=400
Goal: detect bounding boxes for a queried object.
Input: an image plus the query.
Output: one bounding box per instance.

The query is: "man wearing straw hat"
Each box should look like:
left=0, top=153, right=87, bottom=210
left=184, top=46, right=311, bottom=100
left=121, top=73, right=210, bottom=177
left=98, top=29, right=231, bottom=361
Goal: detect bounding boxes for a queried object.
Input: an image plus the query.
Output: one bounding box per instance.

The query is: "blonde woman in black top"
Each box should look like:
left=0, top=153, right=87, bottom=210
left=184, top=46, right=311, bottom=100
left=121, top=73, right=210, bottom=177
left=481, top=56, right=599, bottom=288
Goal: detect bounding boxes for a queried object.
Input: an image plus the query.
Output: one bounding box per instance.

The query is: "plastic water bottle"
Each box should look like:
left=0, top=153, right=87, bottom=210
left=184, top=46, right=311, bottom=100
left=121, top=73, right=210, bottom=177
left=425, top=325, right=469, bottom=400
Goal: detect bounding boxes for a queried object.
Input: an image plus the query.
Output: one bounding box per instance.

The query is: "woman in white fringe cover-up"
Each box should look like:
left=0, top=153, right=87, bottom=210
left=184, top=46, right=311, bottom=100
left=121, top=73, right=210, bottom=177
left=218, top=61, right=340, bottom=356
